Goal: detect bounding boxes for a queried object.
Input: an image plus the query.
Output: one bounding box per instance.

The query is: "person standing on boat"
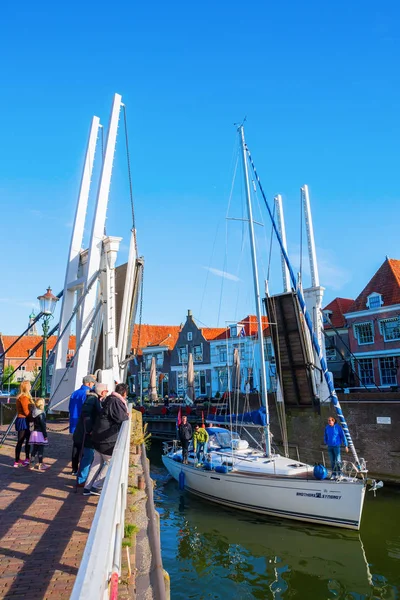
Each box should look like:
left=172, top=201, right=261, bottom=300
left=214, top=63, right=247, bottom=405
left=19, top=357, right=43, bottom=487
left=324, top=416, right=348, bottom=478
left=193, top=424, right=209, bottom=466
left=178, top=415, right=192, bottom=464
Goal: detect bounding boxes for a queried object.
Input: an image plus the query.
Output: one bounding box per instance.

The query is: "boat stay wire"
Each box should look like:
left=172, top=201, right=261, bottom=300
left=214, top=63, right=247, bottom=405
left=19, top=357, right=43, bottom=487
left=244, top=140, right=363, bottom=471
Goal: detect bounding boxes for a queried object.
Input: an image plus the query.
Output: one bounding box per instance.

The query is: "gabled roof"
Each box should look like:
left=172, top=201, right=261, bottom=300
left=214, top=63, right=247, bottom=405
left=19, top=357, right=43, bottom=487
left=347, top=258, right=400, bottom=313
left=131, top=324, right=181, bottom=355
left=323, top=298, right=354, bottom=329
left=1, top=335, right=76, bottom=358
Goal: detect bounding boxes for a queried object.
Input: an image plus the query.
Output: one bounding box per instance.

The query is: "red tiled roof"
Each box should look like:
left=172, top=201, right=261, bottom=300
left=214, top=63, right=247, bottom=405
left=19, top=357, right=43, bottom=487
left=131, top=325, right=181, bottom=355
left=347, top=258, right=400, bottom=313
left=323, top=298, right=354, bottom=329
left=1, top=335, right=76, bottom=358
left=209, top=315, right=270, bottom=341
left=200, top=327, right=227, bottom=341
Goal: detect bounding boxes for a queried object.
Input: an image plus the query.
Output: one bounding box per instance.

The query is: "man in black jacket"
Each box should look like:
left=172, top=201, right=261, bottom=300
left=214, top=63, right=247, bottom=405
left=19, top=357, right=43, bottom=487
left=74, top=383, right=108, bottom=486
left=179, top=414, right=192, bottom=464
left=83, top=383, right=129, bottom=496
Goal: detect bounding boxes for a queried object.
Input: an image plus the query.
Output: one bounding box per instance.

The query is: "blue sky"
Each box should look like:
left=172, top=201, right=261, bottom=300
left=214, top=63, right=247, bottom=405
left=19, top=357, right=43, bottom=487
left=1, top=1, right=400, bottom=334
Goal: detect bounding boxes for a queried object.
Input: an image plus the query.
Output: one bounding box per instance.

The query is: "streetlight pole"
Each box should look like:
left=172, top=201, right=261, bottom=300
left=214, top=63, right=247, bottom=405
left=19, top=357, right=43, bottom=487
left=40, top=315, right=51, bottom=398
left=37, top=287, right=59, bottom=399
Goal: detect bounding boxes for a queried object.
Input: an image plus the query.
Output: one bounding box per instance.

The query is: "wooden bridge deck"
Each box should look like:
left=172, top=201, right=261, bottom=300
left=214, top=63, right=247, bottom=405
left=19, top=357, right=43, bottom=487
left=0, top=421, right=99, bottom=599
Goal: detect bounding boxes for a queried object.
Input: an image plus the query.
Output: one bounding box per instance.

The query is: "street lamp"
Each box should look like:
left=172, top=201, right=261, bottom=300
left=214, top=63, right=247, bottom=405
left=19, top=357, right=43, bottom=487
left=37, top=287, right=59, bottom=398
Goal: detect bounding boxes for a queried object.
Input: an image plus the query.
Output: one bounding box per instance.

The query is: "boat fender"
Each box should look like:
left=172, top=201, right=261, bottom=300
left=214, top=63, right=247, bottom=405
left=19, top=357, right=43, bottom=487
left=173, top=455, right=183, bottom=462
left=179, top=470, right=185, bottom=490
left=215, top=465, right=231, bottom=474
left=313, top=464, right=328, bottom=480
left=203, top=462, right=213, bottom=471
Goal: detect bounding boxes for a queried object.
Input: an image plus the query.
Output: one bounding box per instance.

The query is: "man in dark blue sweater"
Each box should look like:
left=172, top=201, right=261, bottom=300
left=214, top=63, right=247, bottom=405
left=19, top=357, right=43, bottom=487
left=324, top=416, right=348, bottom=478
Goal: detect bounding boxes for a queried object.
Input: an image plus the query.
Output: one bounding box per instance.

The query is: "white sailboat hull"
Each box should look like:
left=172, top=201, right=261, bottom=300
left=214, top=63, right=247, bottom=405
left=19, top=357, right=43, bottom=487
left=162, top=455, right=366, bottom=530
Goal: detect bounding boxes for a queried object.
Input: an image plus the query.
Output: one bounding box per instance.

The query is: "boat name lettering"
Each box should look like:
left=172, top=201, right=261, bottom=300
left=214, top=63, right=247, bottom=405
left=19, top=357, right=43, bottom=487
left=296, top=492, right=342, bottom=500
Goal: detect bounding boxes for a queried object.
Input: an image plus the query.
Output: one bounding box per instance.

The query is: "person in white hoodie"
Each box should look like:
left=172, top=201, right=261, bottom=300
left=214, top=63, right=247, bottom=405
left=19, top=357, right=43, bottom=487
left=29, top=398, right=49, bottom=471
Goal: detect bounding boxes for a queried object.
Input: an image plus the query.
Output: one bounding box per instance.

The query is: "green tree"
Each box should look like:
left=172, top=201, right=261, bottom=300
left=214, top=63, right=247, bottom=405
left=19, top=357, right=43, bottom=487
left=2, top=365, right=16, bottom=386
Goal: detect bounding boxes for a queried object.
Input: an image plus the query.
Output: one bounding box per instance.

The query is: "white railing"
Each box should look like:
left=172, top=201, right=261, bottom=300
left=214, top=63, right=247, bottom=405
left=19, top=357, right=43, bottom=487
left=70, top=408, right=132, bottom=600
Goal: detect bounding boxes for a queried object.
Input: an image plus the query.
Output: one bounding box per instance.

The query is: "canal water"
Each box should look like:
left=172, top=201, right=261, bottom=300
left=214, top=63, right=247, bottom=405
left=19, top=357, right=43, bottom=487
left=150, top=448, right=400, bottom=600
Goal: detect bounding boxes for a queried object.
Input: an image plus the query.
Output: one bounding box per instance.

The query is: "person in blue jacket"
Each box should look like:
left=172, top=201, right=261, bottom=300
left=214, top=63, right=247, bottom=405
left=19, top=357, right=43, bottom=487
left=324, top=416, right=348, bottom=478
left=69, top=374, right=96, bottom=474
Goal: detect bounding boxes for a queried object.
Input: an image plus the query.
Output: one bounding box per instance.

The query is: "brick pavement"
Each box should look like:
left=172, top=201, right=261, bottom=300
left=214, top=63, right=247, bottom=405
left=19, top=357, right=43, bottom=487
left=0, top=421, right=99, bottom=599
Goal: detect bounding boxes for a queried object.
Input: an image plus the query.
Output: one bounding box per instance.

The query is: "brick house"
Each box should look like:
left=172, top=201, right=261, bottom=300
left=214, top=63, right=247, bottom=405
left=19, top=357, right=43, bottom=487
left=128, top=324, right=181, bottom=398
left=0, top=334, right=76, bottom=386
left=344, top=258, right=400, bottom=390
left=323, top=298, right=355, bottom=389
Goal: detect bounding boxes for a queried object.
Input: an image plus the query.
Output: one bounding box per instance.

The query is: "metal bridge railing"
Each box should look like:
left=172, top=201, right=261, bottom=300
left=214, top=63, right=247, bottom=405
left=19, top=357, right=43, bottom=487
left=70, top=406, right=132, bottom=600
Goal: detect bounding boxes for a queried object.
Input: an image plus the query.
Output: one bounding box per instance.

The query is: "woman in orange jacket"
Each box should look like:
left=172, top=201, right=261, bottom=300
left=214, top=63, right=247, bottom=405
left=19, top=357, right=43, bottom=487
left=14, top=381, right=33, bottom=467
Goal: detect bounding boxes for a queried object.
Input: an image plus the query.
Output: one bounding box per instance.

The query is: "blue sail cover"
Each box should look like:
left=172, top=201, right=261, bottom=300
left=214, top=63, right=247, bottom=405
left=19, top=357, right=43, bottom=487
left=207, top=406, right=267, bottom=426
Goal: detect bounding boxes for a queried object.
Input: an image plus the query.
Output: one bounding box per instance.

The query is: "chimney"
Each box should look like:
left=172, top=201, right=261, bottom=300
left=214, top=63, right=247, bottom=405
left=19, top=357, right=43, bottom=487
left=188, top=310, right=192, bottom=318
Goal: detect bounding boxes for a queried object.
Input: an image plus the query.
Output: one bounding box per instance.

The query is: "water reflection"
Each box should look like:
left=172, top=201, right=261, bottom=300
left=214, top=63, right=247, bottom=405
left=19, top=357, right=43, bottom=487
left=151, top=454, right=400, bottom=600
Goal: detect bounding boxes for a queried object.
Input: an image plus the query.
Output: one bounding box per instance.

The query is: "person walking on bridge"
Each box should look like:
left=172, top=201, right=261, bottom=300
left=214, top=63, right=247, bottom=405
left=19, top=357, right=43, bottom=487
left=83, top=383, right=129, bottom=496
left=69, top=374, right=96, bottom=475
left=74, top=382, right=109, bottom=486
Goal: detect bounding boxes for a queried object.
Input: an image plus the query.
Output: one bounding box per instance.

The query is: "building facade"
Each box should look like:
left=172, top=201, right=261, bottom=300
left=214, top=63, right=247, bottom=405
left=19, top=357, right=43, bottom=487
left=345, top=258, right=400, bottom=390
left=0, top=334, right=76, bottom=387
left=169, top=311, right=225, bottom=398
left=323, top=298, right=355, bottom=389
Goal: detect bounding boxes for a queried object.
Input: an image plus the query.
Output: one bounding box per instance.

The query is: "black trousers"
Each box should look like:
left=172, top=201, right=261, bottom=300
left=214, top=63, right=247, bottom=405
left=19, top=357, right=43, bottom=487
left=31, top=444, right=44, bottom=463
left=181, top=440, right=189, bottom=463
left=15, top=429, right=30, bottom=462
left=71, top=443, right=82, bottom=472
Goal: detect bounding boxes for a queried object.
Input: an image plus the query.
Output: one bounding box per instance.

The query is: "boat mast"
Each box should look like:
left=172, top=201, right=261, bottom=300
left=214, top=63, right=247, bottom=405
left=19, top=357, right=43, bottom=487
left=239, top=125, right=271, bottom=456
left=245, top=146, right=363, bottom=470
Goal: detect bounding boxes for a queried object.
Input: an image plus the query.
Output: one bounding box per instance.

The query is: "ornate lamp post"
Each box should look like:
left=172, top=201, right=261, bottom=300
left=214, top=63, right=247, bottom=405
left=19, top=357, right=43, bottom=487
left=37, top=287, right=59, bottom=398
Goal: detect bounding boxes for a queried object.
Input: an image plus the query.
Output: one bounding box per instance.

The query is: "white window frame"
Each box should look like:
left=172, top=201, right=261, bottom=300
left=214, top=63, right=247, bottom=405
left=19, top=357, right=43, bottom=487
left=178, top=346, right=188, bottom=364
left=233, top=344, right=245, bottom=360
left=218, top=346, right=227, bottom=363
left=354, top=321, right=374, bottom=345
left=187, top=332, right=192, bottom=341
left=379, top=318, right=400, bottom=342
left=230, top=325, right=237, bottom=337
left=379, top=356, right=397, bottom=386
left=193, top=343, right=203, bottom=362
left=358, top=358, right=374, bottom=386
left=366, top=292, right=383, bottom=310
left=177, top=372, right=187, bottom=394
left=263, top=339, right=274, bottom=361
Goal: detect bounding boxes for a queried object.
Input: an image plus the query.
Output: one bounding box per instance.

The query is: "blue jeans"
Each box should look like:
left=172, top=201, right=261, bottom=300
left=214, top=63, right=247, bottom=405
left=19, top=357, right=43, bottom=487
left=328, top=446, right=342, bottom=476
left=196, top=442, right=207, bottom=463
left=78, top=447, right=94, bottom=484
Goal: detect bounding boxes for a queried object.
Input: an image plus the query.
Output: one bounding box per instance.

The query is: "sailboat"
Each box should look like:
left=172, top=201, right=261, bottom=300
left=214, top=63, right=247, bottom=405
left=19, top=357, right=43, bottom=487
left=162, top=125, right=381, bottom=530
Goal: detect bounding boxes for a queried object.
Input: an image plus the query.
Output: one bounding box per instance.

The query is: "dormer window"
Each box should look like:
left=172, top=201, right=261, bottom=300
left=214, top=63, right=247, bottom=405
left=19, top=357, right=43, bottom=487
left=323, top=310, right=333, bottom=324
left=367, top=293, right=383, bottom=310
left=187, top=332, right=192, bottom=341
left=230, top=325, right=238, bottom=337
